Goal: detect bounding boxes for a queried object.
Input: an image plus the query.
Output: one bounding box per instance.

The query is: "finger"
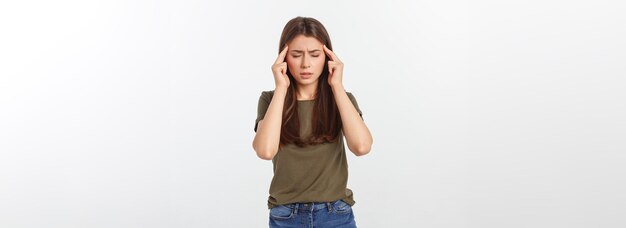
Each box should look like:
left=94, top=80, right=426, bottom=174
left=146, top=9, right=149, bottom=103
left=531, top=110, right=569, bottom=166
left=275, top=45, right=289, bottom=64
left=281, top=63, right=287, bottom=75
left=328, top=61, right=337, bottom=73
left=323, top=45, right=339, bottom=62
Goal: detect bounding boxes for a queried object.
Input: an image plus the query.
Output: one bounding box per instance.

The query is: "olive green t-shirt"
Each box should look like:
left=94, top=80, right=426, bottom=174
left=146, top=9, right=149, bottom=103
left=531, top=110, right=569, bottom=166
left=254, top=90, right=363, bottom=209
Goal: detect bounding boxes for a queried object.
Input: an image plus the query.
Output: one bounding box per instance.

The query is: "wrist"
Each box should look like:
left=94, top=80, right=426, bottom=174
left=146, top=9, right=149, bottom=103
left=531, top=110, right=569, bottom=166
left=331, top=84, right=345, bottom=92
left=274, top=86, right=288, bottom=94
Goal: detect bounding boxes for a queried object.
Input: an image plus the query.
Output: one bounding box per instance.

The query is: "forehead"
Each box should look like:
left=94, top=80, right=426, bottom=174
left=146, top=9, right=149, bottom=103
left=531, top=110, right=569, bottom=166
left=288, top=35, right=323, bottom=50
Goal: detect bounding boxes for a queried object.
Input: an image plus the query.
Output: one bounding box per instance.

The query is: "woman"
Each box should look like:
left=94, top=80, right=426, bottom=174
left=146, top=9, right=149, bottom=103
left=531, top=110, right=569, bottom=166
left=253, top=16, right=373, bottom=228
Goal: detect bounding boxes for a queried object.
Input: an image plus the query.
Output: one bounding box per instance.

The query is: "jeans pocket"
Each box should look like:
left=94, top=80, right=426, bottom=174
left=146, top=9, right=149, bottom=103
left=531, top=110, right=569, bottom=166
left=269, top=205, right=295, bottom=220
left=331, top=200, right=352, bottom=215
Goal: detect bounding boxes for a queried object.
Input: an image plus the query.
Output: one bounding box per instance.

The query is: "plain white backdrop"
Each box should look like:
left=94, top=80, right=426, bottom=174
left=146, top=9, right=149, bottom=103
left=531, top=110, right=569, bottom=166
left=1, top=0, right=625, bottom=227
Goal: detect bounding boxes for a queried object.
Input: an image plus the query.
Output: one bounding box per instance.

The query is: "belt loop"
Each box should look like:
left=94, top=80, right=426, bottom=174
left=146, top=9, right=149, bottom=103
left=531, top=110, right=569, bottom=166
left=294, top=203, right=299, bottom=215
left=326, top=202, right=332, bottom=212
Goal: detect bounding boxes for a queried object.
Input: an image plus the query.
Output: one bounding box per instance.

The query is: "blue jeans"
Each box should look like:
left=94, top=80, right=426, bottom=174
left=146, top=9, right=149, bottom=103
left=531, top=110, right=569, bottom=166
left=269, top=199, right=357, bottom=228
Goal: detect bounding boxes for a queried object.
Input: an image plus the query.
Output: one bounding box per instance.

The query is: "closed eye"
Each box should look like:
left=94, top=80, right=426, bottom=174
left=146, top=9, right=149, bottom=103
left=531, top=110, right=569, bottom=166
left=291, top=55, right=320, bottom=57
left=290, top=49, right=322, bottom=58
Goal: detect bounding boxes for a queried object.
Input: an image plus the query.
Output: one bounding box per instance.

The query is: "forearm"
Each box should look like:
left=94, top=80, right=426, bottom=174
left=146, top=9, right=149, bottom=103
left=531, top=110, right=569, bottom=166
left=253, top=88, right=287, bottom=160
left=332, top=85, right=373, bottom=156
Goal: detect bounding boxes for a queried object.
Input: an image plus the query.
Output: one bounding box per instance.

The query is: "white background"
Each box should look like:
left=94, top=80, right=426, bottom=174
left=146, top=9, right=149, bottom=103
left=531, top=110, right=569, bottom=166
left=1, top=0, right=625, bottom=227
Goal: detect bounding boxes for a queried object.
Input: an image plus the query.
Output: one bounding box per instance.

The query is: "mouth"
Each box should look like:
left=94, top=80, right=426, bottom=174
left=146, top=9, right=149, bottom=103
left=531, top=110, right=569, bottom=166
left=300, top=72, right=313, bottom=79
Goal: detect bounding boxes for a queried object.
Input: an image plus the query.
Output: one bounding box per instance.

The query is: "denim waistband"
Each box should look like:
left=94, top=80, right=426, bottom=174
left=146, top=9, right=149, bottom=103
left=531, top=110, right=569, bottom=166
left=281, top=200, right=338, bottom=212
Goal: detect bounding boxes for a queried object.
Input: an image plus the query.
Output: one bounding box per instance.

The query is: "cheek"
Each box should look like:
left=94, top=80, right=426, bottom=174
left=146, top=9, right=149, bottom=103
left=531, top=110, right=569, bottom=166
left=286, top=59, right=298, bottom=68
left=313, top=58, right=325, bottom=70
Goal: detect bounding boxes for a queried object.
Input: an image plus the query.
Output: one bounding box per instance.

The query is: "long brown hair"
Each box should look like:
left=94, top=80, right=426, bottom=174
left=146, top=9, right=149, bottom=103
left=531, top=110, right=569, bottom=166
left=278, top=16, right=341, bottom=148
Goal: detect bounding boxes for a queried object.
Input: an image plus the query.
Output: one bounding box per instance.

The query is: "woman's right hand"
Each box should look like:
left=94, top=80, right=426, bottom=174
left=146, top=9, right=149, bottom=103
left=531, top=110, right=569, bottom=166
left=272, top=45, right=290, bottom=89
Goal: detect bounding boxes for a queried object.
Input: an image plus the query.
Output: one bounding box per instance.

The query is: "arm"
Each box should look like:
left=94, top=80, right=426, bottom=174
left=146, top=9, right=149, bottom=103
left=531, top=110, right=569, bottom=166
left=253, top=46, right=291, bottom=160
left=323, top=44, right=373, bottom=156
left=332, top=86, right=373, bottom=156
left=252, top=88, right=287, bottom=160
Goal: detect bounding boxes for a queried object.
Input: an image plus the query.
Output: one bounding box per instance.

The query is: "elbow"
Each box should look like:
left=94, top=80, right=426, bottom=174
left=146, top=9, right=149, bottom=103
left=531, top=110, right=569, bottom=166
left=253, top=142, right=276, bottom=160
left=351, top=143, right=372, bottom=156
left=256, top=151, right=275, bottom=160
left=348, top=133, right=373, bottom=156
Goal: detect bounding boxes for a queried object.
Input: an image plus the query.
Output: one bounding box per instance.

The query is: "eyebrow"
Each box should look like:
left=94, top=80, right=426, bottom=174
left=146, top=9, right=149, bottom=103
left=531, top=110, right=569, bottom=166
left=290, top=49, right=321, bottom=54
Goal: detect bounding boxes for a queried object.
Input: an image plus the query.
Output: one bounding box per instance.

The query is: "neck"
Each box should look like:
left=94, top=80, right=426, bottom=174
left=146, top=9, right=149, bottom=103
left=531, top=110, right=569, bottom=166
left=296, top=81, right=318, bottom=100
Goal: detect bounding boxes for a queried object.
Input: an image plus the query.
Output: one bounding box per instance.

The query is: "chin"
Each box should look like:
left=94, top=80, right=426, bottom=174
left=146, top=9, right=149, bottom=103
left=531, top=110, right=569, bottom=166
left=295, top=78, right=319, bottom=85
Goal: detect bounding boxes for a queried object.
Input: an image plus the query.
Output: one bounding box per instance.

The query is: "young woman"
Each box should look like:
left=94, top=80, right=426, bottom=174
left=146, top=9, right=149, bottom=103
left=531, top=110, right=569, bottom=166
left=253, top=16, right=373, bottom=228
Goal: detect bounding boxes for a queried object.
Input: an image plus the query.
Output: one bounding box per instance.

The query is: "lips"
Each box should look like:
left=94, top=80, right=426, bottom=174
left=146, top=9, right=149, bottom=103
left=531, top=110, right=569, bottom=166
left=300, top=72, right=313, bottom=79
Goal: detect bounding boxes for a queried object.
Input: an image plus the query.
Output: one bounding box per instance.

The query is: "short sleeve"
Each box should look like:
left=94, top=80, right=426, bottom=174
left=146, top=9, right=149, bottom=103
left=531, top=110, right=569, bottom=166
left=254, top=91, right=273, bottom=132
left=347, top=92, right=364, bottom=120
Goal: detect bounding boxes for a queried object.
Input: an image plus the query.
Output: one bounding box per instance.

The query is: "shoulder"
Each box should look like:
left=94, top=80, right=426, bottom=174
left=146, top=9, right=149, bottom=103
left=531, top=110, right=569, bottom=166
left=259, top=90, right=275, bottom=102
left=344, top=91, right=362, bottom=112
left=345, top=91, right=358, bottom=101
left=260, top=90, right=356, bottom=100
left=262, top=90, right=275, bottom=96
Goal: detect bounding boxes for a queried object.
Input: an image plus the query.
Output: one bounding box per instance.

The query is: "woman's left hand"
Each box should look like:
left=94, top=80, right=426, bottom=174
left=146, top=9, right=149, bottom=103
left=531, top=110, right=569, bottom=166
left=323, top=45, right=344, bottom=89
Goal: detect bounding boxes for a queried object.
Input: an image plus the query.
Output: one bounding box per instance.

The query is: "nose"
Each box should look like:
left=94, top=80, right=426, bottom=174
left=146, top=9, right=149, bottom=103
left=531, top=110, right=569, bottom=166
left=301, top=55, right=311, bottom=69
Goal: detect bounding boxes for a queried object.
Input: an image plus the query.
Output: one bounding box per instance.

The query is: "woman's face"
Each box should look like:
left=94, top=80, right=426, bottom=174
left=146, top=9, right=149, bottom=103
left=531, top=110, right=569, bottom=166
left=286, top=35, right=326, bottom=86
